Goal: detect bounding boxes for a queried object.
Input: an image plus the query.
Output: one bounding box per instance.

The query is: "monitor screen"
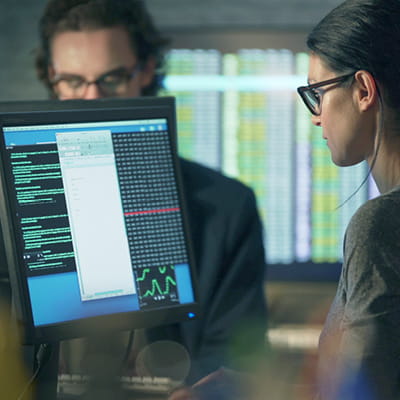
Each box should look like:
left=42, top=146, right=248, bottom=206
left=0, top=97, right=199, bottom=344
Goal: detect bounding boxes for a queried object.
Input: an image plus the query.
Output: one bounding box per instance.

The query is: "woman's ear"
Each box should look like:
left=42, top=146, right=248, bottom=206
left=353, top=70, right=378, bottom=112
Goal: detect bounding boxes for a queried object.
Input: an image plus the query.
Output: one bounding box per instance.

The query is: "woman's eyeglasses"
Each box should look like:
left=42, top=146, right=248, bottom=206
left=297, top=73, right=354, bottom=116
left=50, top=64, right=141, bottom=98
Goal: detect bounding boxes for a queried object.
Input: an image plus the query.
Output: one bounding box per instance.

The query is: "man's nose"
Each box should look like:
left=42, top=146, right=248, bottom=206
left=82, top=83, right=103, bottom=99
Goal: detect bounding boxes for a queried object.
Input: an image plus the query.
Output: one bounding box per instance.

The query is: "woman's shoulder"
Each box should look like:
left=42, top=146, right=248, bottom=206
left=343, top=188, right=400, bottom=296
left=348, top=187, right=400, bottom=240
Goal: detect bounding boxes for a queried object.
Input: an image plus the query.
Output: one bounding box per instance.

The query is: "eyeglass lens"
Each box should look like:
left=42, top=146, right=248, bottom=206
left=297, top=73, right=355, bottom=116
left=303, top=89, right=320, bottom=115
left=53, top=66, right=138, bottom=98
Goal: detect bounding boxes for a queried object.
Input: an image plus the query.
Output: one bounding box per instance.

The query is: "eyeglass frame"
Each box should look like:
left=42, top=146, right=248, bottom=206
left=50, top=64, right=142, bottom=98
left=297, top=72, right=355, bottom=116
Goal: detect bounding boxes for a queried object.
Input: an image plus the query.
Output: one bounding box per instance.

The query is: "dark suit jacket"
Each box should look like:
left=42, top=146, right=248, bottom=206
left=144, top=158, right=268, bottom=383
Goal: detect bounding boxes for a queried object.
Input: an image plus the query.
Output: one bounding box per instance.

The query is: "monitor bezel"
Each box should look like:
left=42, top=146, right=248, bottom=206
left=0, top=97, right=200, bottom=344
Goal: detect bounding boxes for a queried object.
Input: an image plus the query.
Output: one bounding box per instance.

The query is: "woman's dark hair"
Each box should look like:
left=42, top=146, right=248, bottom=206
left=307, top=0, right=400, bottom=109
left=36, top=0, right=170, bottom=97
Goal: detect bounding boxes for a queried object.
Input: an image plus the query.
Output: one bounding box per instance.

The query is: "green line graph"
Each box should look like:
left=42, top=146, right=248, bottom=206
left=137, top=265, right=175, bottom=283
left=136, top=265, right=178, bottom=306
left=142, top=275, right=177, bottom=297
left=137, top=268, right=151, bottom=282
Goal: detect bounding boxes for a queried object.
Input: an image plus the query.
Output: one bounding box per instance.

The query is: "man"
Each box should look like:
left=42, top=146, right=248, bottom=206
left=36, top=0, right=268, bottom=383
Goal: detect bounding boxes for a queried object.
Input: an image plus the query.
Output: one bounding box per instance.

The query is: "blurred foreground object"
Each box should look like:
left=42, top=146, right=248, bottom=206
left=0, top=285, right=32, bottom=400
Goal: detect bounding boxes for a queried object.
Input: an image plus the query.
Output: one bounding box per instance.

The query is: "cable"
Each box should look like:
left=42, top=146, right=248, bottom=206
left=335, top=88, right=384, bottom=210
left=17, top=343, right=52, bottom=400
left=122, top=330, right=135, bottom=365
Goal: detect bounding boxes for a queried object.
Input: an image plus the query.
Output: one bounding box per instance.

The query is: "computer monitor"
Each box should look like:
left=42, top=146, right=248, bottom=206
left=0, top=97, right=199, bottom=345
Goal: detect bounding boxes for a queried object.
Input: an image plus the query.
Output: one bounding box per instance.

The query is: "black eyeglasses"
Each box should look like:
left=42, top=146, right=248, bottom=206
left=50, top=65, right=141, bottom=99
left=297, top=73, right=355, bottom=116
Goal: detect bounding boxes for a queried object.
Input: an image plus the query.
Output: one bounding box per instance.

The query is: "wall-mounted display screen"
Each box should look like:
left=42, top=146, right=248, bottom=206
left=162, top=49, right=378, bottom=280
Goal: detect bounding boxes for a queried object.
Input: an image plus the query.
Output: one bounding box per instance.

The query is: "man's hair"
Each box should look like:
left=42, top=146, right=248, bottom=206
left=36, top=0, right=170, bottom=97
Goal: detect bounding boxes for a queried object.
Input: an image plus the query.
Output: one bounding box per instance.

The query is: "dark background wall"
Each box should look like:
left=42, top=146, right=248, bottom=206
left=0, top=0, right=48, bottom=100
left=0, top=0, right=342, bottom=101
left=146, top=0, right=342, bottom=31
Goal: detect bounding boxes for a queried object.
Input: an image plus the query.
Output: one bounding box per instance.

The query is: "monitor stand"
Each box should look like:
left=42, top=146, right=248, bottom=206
left=79, top=333, right=128, bottom=400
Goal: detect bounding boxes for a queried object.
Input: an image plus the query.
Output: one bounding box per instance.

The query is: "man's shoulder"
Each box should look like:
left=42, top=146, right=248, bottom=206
left=179, top=158, right=254, bottom=197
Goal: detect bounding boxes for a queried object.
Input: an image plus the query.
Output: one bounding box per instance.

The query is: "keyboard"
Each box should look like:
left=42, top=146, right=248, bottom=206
left=58, top=374, right=181, bottom=396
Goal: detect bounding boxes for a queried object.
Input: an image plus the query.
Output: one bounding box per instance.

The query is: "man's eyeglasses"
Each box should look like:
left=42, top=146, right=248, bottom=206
left=297, top=73, right=354, bottom=116
left=50, top=65, right=141, bottom=98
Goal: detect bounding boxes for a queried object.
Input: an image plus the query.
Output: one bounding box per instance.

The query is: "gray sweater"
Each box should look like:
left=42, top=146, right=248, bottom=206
left=318, top=186, right=400, bottom=400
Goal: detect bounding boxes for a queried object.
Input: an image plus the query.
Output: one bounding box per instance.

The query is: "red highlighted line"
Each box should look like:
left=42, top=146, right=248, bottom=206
left=124, top=207, right=180, bottom=216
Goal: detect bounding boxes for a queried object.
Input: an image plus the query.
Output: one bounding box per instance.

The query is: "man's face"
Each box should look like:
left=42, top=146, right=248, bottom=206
left=49, top=26, right=155, bottom=99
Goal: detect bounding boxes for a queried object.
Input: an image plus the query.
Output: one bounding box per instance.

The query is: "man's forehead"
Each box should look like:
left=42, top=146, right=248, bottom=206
left=50, top=27, right=138, bottom=75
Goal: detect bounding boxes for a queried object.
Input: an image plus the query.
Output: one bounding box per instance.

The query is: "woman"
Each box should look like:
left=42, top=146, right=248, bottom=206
left=170, top=0, right=400, bottom=399
left=297, top=0, right=400, bottom=399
